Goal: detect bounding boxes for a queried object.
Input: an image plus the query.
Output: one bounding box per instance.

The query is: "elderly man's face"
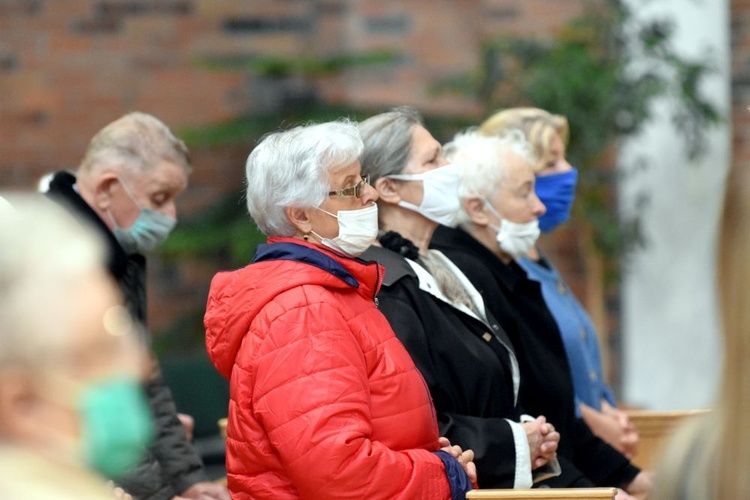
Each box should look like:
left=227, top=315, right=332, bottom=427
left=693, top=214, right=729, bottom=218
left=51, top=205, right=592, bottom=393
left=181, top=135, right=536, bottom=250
left=487, top=151, right=546, bottom=225
left=109, top=160, right=189, bottom=229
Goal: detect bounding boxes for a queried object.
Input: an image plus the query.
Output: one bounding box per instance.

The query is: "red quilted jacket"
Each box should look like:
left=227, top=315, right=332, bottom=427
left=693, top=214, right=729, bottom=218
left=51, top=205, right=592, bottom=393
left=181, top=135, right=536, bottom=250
left=205, top=238, right=452, bottom=499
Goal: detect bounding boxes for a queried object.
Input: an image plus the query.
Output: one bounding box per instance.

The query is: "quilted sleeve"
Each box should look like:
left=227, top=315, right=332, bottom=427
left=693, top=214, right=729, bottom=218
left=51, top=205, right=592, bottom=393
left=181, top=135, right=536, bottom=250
left=249, top=297, right=452, bottom=500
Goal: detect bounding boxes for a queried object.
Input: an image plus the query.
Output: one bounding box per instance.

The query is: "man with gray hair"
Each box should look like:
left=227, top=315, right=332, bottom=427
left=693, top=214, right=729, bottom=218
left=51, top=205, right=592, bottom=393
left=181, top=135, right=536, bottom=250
left=43, top=112, right=229, bottom=500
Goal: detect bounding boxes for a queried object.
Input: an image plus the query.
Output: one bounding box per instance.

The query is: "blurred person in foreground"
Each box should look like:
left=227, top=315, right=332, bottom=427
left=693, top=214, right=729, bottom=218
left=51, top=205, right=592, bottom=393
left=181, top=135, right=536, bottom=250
left=478, top=108, right=639, bottom=458
left=42, top=112, right=229, bottom=500
left=0, top=195, right=151, bottom=498
left=203, top=120, right=475, bottom=499
left=651, top=144, right=749, bottom=498
left=358, top=107, right=560, bottom=489
left=431, top=129, right=651, bottom=498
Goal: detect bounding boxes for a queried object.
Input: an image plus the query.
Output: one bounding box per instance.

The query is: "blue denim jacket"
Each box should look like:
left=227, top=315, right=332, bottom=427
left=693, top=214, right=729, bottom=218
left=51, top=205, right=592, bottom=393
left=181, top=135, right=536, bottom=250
left=518, top=256, right=616, bottom=416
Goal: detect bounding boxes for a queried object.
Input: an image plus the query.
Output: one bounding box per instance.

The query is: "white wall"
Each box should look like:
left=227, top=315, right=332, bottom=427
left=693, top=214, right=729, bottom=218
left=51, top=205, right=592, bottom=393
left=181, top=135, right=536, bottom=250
left=619, top=0, right=731, bottom=409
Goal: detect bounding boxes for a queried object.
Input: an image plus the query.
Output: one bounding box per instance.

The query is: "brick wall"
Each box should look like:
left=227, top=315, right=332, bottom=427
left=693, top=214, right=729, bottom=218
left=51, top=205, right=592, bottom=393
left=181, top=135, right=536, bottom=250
left=1, top=0, right=606, bottom=338
left=1, top=0, right=591, bottom=184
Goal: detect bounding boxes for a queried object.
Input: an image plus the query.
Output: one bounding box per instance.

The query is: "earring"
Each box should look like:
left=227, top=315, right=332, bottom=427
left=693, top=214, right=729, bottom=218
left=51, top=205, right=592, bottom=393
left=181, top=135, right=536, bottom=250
left=303, top=233, right=309, bottom=241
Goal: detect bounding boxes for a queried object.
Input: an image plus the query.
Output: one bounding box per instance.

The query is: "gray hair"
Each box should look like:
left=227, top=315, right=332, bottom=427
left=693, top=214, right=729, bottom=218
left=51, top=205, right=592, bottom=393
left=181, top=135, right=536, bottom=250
left=245, top=119, right=364, bottom=236
left=0, top=195, right=106, bottom=366
left=359, top=106, right=423, bottom=183
left=78, top=111, right=190, bottom=177
left=444, top=129, right=535, bottom=228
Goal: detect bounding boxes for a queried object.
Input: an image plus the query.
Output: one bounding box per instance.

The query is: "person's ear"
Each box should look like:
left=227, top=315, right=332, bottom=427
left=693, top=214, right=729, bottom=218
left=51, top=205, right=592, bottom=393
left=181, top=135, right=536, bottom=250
left=285, top=206, right=314, bottom=236
left=464, top=195, right=491, bottom=227
left=374, top=177, right=401, bottom=205
left=92, top=172, right=120, bottom=211
left=0, top=367, right=39, bottom=440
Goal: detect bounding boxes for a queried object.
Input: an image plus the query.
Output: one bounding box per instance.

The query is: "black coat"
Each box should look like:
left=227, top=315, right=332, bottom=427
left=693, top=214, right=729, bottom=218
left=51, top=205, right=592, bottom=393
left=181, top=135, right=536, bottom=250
left=431, top=225, right=640, bottom=488
left=46, top=171, right=207, bottom=500
left=363, top=245, right=530, bottom=488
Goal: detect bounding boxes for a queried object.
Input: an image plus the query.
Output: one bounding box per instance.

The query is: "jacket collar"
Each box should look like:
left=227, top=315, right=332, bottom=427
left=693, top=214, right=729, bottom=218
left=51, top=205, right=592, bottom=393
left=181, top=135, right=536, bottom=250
left=44, top=170, right=132, bottom=280
left=257, top=237, right=383, bottom=295
left=253, top=238, right=358, bottom=287
left=431, top=225, right=523, bottom=291
left=360, top=246, right=416, bottom=287
left=367, top=238, right=521, bottom=403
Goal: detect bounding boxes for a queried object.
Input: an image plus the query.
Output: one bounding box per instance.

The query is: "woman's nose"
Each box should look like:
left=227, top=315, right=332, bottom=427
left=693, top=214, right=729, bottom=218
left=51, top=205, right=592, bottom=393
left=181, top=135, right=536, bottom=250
left=532, top=193, right=546, bottom=217
left=558, top=159, right=573, bottom=172
left=361, top=182, right=379, bottom=205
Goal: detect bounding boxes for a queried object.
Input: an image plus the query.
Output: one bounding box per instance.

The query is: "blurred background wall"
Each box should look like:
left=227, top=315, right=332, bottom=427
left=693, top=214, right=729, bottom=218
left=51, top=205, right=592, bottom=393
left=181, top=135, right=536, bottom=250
left=0, top=0, right=737, bottom=427
left=619, top=0, right=730, bottom=410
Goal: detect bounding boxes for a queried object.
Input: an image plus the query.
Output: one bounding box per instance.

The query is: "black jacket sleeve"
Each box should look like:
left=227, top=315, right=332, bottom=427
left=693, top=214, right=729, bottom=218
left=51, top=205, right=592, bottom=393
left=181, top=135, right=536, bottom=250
left=571, top=418, right=640, bottom=487
left=115, top=366, right=208, bottom=500
left=115, top=446, right=174, bottom=500
left=378, top=293, right=520, bottom=488
left=145, top=364, right=209, bottom=495
left=536, top=456, right=595, bottom=488
left=439, top=413, right=520, bottom=488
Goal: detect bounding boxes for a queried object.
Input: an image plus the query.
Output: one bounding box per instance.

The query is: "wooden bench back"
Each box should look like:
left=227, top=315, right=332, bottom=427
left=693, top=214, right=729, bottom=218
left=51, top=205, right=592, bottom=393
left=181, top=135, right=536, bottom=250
left=626, top=409, right=710, bottom=470
left=466, top=488, right=617, bottom=499
left=218, top=417, right=228, bottom=440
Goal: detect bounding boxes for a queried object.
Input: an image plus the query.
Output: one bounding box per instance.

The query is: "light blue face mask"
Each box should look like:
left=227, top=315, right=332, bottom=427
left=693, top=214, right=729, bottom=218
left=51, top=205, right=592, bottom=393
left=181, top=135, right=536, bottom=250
left=79, top=376, right=153, bottom=479
left=109, top=179, right=176, bottom=254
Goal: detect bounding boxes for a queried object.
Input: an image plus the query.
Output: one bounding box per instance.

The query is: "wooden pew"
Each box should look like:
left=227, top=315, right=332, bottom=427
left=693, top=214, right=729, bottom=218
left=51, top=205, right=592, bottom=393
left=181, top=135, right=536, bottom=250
left=625, top=409, right=710, bottom=470
left=218, top=417, right=228, bottom=440
left=467, top=488, right=617, bottom=499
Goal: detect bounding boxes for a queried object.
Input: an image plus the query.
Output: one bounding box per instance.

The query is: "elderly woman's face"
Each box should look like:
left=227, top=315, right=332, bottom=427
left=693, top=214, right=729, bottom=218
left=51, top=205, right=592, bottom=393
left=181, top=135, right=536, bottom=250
left=392, top=125, right=449, bottom=207
left=487, top=151, right=546, bottom=225
left=307, top=159, right=378, bottom=239
left=537, top=133, right=572, bottom=176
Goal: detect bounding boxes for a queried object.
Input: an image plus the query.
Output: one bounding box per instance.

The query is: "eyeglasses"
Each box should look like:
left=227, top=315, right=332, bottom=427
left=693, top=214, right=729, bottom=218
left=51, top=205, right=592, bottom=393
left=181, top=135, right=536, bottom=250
left=328, top=175, right=370, bottom=198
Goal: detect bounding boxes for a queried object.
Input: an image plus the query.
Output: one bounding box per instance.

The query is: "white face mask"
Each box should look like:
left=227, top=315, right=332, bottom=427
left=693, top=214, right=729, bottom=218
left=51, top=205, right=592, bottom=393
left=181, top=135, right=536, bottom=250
left=311, top=203, right=379, bottom=257
left=484, top=199, right=540, bottom=259
left=386, top=164, right=460, bottom=228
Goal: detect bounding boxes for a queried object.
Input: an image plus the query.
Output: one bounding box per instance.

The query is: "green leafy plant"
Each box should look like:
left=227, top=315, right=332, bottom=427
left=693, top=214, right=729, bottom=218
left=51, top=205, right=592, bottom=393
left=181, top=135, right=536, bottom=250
left=431, top=0, right=720, bottom=260
left=195, top=50, right=399, bottom=79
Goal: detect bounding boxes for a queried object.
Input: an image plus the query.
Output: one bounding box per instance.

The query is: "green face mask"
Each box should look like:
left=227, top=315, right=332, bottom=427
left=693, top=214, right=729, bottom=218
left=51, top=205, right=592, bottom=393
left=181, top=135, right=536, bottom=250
left=78, top=376, right=153, bottom=478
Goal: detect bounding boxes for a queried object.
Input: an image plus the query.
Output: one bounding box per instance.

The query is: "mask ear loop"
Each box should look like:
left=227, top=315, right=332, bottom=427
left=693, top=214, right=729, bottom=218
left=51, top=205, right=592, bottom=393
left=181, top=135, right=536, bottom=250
left=117, top=177, right=143, bottom=210
left=106, top=207, right=123, bottom=230
left=107, top=176, right=141, bottom=230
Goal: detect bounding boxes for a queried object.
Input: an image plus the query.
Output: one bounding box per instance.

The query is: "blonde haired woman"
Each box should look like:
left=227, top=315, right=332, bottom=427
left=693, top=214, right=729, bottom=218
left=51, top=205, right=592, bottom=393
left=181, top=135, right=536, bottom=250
left=651, top=156, right=750, bottom=498
left=479, top=108, right=639, bottom=459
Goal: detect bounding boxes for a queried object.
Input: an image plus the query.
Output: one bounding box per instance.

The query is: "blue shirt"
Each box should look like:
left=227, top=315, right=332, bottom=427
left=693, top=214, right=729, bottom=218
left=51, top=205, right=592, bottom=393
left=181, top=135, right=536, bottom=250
left=518, top=256, right=616, bottom=415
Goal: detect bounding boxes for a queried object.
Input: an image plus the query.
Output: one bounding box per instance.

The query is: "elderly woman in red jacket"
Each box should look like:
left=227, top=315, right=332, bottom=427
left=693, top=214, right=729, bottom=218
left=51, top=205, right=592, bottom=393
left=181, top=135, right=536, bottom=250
left=204, top=119, right=475, bottom=499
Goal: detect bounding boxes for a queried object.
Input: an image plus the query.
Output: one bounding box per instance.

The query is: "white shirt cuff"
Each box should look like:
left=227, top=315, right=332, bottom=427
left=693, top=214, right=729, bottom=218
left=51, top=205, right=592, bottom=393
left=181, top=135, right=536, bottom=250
left=505, top=418, right=533, bottom=488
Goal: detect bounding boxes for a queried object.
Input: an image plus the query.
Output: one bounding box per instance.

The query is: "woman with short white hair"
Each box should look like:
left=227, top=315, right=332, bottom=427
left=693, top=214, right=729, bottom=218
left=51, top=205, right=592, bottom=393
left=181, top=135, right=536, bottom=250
left=432, top=129, right=651, bottom=497
left=204, top=120, right=475, bottom=499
